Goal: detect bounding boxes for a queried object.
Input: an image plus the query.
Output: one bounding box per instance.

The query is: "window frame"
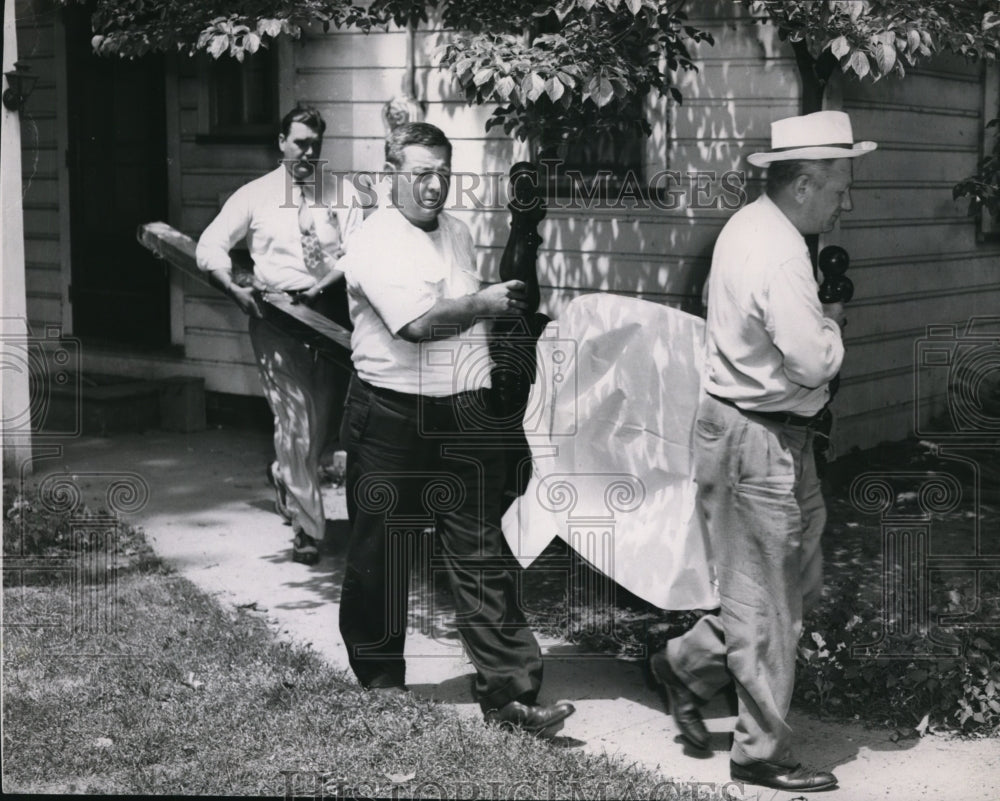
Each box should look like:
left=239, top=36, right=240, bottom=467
left=195, top=47, right=280, bottom=144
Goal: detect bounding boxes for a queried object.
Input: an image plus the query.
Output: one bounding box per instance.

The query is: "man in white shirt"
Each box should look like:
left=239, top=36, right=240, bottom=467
left=196, top=105, right=359, bottom=565
left=650, top=111, right=876, bottom=793
left=336, top=122, right=575, bottom=736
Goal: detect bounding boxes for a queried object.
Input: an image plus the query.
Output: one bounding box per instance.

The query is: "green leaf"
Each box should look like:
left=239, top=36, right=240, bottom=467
left=523, top=72, right=546, bottom=102
left=589, top=76, right=615, bottom=107
left=875, top=42, right=897, bottom=75
left=830, top=35, right=851, bottom=59
left=207, top=34, right=228, bottom=59
left=473, top=67, right=495, bottom=87
left=495, top=75, right=516, bottom=101
left=545, top=76, right=565, bottom=102
left=848, top=49, right=871, bottom=78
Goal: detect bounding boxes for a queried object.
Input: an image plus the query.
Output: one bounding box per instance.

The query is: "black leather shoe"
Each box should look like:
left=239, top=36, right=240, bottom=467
left=485, top=700, right=576, bottom=737
left=266, top=463, right=293, bottom=524
left=291, top=530, right=320, bottom=565
left=649, top=652, right=710, bottom=750
left=730, top=760, right=838, bottom=792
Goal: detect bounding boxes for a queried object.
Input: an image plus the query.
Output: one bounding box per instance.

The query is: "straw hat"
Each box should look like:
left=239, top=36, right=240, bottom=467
left=747, top=110, right=877, bottom=167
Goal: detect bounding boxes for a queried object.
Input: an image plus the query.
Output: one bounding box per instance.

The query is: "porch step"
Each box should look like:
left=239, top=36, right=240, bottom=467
left=40, top=374, right=206, bottom=436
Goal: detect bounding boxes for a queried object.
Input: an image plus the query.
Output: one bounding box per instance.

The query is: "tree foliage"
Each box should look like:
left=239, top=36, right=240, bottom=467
left=748, top=1, right=1000, bottom=82
left=63, top=0, right=713, bottom=146
left=433, top=1, right=713, bottom=148
left=64, top=1, right=1000, bottom=147
left=954, top=118, right=1000, bottom=219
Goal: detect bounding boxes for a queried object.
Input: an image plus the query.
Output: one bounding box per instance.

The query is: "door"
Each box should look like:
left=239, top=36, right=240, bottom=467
left=65, top=4, right=170, bottom=347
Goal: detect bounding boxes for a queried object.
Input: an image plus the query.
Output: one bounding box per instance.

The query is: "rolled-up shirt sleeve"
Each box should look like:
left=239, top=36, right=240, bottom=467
left=195, top=188, right=251, bottom=276
left=764, top=255, right=845, bottom=389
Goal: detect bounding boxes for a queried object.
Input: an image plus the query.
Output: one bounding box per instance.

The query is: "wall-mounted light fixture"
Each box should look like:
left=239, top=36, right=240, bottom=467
left=3, top=62, right=39, bottom=112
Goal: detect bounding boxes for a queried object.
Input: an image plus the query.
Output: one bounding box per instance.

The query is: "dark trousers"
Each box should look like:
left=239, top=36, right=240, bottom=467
left=338, top=377, right=543, bottom=711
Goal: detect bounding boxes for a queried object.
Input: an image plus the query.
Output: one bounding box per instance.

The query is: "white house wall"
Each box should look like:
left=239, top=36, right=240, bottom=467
left=836, top=56, right=1000, bottom=449
left=16, top=0, right=1000, bottom=452
left=15, top=1, right=64, bottom=336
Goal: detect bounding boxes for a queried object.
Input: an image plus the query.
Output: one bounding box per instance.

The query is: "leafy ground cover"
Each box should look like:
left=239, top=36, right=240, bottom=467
left=2, top=483, right=675, bottom=797
left=519, top=438, right=1000, bottom=738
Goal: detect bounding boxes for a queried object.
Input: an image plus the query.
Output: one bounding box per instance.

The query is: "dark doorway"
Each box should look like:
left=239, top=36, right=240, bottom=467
left=64, top=4, right=170, bottom=347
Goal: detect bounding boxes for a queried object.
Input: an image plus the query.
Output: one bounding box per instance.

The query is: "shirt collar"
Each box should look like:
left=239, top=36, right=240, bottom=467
left=757, top=192, right=804, bottom=242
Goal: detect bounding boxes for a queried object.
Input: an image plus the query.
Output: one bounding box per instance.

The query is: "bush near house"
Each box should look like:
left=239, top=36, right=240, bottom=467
left=521, top=439, right=1000, bottom=739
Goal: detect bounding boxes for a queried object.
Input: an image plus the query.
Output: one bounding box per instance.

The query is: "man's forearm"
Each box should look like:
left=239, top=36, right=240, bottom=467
left=398, top=294, right=486, bottom=342
left=206, top=267, right=239, bottom=297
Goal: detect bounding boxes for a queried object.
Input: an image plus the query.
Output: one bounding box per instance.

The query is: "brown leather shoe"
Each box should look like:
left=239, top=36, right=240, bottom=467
left=485, top=700, right=575, bottom=737
left=649, top=651, right=710, bottom=750
left=730, top=760, right=838, bottom=792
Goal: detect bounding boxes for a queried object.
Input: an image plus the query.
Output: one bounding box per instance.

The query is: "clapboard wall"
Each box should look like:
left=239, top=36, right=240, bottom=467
left=14, top=0, right=66, bottom=336
left=16, top=0, right=1000, bottom=451
left=834, top=59, right=1000, bottom=448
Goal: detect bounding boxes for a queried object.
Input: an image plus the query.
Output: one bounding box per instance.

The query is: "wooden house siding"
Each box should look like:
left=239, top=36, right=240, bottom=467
left=15, top=2, right=66, bottom=336
left=835, top=58, right=1000, bottom=449
left=15, top=0, right=999, bottom=451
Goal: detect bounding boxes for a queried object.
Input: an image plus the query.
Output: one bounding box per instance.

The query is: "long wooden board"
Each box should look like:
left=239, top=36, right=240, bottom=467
left=137, top=222, right=353, bottom=365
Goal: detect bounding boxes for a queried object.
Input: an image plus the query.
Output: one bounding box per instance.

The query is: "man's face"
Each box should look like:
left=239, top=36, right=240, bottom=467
left=279, top=121, right=323, bottom=183
left=388, top=144, right=451, bottom=230
left=801, top=158, right=854, bottom=234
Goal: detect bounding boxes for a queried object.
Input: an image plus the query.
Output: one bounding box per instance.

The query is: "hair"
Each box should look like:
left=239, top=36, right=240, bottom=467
left=384, top=122, right=452, bottom=167
left=765, top=158, right=836, bottom=196
left=280, top=105, right=326, bottom=138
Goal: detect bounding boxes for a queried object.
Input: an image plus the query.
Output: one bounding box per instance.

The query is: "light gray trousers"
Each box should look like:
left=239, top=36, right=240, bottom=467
left=250, top=315, right=336, bottom=541
left=667, top=394, right=825, bottom=766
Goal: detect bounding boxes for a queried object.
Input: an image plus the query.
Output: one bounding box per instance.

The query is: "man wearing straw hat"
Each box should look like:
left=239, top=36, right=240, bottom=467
left=649, top=110, right=876, bottom=792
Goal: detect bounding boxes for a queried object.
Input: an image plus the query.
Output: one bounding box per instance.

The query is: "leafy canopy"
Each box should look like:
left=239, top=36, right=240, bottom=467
left=64, top=0, right=1000, bottom=146
left=748, top=1, right=1000, bottom=81
left=63, top=0, right=713, bottom=147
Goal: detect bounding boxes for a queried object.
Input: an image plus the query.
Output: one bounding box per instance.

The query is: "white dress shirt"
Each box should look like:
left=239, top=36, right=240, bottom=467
left=196, top=166, right=361, bottom=291
left=703, top=193, right=844, bottom=416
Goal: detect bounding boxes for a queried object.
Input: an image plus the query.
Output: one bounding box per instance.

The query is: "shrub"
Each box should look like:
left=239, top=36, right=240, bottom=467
left=3, top=482, right=75, bottom=557
left=3, top=481, right=154, bottom=570
left=796, top=575, right=1000, bottom=737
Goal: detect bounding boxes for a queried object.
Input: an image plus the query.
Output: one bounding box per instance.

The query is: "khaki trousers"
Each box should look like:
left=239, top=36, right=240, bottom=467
left=249, top=315, right=339, bottom=541
left=667, top=394, right=825, bottom=765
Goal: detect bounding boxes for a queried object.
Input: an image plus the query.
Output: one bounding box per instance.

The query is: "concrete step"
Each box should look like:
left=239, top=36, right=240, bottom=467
left=38, top=373, right=206, bottom=436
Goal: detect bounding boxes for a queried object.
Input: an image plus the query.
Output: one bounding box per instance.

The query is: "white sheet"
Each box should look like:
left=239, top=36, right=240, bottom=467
left=501, top=293, right=719, bottom=610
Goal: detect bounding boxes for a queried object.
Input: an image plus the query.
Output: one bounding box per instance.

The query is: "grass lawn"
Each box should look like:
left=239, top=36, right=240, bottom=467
left=2, top=512, right=675, bottom=797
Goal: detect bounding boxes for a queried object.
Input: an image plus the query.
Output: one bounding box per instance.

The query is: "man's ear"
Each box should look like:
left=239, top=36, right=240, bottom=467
left=792, top=172, right=812, bottom=204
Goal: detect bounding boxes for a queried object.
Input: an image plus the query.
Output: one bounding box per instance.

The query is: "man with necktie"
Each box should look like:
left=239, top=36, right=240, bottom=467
left=196, top=105, right=360, bottom=564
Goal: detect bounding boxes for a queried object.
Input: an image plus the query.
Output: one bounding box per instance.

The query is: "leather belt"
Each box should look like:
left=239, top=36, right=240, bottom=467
left=361, top=379, right=489, bottom=409
left=708, top=393, right=821, bottom=428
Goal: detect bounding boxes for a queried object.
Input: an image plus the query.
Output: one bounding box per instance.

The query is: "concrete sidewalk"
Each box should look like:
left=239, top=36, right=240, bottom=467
left=28, top=427, right=999, bottom=801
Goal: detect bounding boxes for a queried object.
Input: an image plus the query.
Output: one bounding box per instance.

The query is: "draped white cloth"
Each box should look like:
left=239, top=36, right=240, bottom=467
left=501, top=294, right=719, bottom=610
